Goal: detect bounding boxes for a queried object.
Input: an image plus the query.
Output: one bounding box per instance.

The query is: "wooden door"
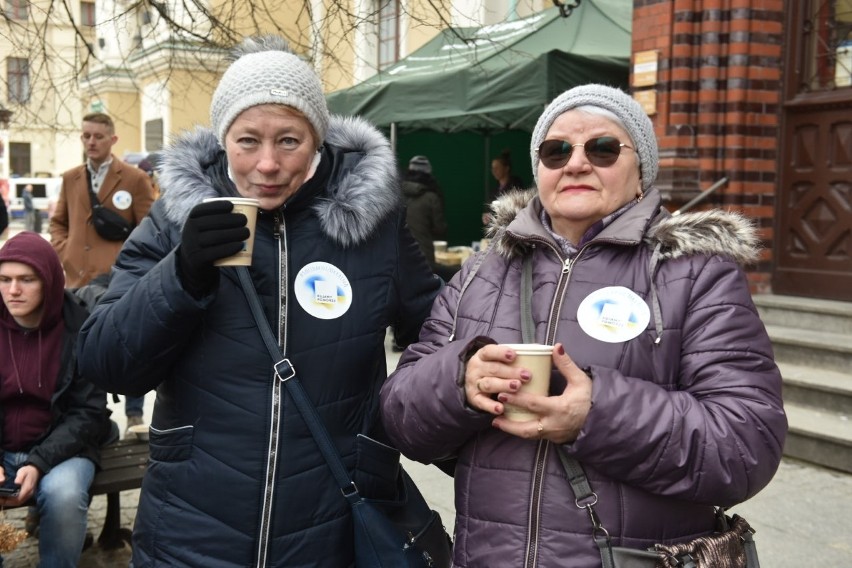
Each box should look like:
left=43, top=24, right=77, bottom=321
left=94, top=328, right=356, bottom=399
left=775, top=0, right=852, bottom=301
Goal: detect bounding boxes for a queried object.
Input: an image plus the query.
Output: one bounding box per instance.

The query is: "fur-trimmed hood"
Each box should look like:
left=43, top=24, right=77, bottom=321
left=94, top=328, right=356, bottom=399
left=157, top=115, right=400, bottom=248
left=485, top=188, right=761, bottom=265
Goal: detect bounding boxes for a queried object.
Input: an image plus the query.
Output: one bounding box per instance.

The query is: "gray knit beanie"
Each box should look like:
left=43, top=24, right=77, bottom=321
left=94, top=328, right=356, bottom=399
left=530, top=84, right=658, bottom=189
left=408, top=155, right=432, bottom=174
left=210, top=36, right=330, bottom=148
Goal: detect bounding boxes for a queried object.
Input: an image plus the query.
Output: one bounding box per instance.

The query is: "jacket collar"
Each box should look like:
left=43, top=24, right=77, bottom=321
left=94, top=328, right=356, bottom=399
left=487, top=187, right=760, bottom=265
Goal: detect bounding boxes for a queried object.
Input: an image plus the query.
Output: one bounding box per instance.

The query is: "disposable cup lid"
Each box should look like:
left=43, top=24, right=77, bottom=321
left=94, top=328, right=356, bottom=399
left=501, top=343, right=553, bottom=355
left=202, top=197, right=260, bottom=207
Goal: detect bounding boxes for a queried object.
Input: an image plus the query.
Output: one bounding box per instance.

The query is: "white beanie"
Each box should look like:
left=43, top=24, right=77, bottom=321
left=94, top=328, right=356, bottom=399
left=530, top=84, right=658, bottom=189
left=210, top=36, right=330, bottom=148
left=408, top=155, right=432, bottom=174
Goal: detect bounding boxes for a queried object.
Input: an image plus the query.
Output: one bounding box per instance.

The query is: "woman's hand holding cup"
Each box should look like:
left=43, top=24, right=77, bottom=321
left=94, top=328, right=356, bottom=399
left=489, top=343, right=593, bottom=444
left=464, top=344, right=530, bottom=415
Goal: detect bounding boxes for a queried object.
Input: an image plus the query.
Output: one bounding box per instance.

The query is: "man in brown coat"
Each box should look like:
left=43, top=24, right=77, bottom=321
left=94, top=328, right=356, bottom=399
left=49, top=113, right=155, bottom=288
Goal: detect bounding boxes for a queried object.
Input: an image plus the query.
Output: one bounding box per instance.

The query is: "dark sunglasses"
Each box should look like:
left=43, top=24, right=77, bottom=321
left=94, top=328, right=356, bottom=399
left=537, top=136, right=633, bottom=169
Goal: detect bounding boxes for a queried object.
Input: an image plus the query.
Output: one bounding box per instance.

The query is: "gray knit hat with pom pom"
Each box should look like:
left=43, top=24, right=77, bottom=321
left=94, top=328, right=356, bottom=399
left=530, top=84, right=658, bottom=189
left=210, top=35, right=330, bottom=148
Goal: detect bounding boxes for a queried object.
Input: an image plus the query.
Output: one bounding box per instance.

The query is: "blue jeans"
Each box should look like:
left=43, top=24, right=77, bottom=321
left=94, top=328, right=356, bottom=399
left=125, top=395, right=145, bottom=417
left=1, top=452, right=95, bottom=568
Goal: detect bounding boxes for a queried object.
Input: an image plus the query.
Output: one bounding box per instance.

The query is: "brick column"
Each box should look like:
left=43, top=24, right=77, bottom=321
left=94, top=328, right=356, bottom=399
left=632, top=0, right=784, bottom=291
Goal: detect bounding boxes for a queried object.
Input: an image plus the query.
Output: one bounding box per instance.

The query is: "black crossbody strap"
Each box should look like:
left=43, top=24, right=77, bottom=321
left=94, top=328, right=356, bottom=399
left=236, top=267, right=359, bottom=499
left=85, top=168, right=101, bottom=209
left=520, top=254, right=535, bottom=344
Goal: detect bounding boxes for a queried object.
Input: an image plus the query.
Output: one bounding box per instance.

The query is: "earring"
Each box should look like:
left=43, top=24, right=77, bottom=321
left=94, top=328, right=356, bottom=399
left=637, top=189, right=644, bottom=202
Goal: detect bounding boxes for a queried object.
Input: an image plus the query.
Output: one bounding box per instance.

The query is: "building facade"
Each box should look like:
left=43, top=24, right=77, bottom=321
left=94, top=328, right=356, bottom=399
left=4, top=0, right=850, bottom=302
left=1, top=0, right=95, bottom=178
left=633, top=0, right=851, bottom=302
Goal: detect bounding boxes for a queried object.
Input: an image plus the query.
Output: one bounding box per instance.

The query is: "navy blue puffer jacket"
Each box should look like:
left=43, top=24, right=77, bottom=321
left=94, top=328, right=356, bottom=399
left=78, top=116, right=442, bottom=567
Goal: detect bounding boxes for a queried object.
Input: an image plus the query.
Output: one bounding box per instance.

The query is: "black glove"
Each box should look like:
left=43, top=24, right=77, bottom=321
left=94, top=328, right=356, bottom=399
left=177, top=200, right=250, bottom=297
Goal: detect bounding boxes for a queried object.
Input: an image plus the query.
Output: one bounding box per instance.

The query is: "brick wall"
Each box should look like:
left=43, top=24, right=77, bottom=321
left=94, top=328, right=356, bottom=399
left=632, top=0, right=785, bottom=292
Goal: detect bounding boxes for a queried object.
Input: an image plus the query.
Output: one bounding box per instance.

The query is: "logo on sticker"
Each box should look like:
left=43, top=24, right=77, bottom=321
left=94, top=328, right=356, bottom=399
left=294, top=262, right=352, bottom=320
left=577, top=286, right=650, bottom=343
left=112, top=190, right=132, bottom=210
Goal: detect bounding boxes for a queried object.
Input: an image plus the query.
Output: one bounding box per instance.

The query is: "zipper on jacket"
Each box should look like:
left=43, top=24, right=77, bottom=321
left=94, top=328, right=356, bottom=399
left=255, top=212, right=288, bottom=568
left=545, top=256, right=574, bottom=344
left=518, top=240, right=574, bottom=568
left=523, top=440, right=549, bottom=568
left=520, top=237, right=630, bottom=566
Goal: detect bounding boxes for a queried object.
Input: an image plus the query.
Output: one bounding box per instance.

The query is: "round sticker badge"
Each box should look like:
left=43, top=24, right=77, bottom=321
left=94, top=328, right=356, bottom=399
left=112, top=190, right=133, bottom=210
left=294, top=262, right=353, bottom=320
left=576, top=286, right=650, bottom=343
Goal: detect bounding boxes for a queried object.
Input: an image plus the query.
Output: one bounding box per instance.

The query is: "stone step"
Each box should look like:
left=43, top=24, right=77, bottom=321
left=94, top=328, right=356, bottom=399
left=779, top=363, right=852, bottom=415
left=783, top=402, right=852, bottom=474
left=754, top=294, right=852, bottom=334
left=764, top=325, right=852, bottom=374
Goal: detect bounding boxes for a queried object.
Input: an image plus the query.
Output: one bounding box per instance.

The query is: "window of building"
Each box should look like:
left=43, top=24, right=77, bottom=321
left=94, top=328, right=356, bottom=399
left=803, top=0, right=852, bottom=90
left=6, top=58, right=30, bottom=104
left=81, top=1, right=96, bottom=26
left=377, top=0, right=400, bottom=70
left=5, top=0, right=27, bottom=20
left=9, top=142, right=31, bottom=177
left=145, top=118, right=164, bottom=151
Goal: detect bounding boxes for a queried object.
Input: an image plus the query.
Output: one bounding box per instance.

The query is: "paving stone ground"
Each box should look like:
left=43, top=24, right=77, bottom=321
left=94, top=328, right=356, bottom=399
left=1, top=488, right=137, bottom=567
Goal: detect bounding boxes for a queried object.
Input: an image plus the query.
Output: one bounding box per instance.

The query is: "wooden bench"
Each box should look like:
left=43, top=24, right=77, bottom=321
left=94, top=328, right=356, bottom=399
left=11, top=436, right=149, bottom=550
left=87, top=437, right=149, bottom=550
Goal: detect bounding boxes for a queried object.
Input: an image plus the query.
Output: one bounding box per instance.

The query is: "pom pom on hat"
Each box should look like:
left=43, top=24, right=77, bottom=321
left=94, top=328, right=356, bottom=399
left=530, top=84, right=658, bottom=189
left=408, top=155, right=432, bottom=174
left=210, top=35, right=330, bottom=149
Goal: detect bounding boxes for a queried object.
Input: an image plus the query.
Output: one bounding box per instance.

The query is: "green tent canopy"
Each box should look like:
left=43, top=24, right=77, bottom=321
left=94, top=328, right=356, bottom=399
left=326, top=0, right=632, bottom=133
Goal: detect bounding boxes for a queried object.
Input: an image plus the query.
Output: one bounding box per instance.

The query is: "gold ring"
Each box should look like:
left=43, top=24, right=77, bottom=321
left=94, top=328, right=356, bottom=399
left=537, top=421, right=544, bottom=436
left=476, top=379, right=484, bottom=391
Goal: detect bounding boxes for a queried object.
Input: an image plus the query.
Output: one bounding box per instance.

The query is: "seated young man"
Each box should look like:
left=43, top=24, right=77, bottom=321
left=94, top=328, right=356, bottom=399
left=0, top=231, right=111, bottom=567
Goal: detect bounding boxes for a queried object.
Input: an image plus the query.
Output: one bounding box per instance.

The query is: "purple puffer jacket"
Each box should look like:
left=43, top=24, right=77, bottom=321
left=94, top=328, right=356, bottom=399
left=381, top=189, right=787, bottom=568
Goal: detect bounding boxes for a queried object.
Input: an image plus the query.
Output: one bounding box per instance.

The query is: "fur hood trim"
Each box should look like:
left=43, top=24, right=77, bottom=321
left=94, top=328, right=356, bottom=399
left=158, top=115, right=399, bottom=247
left=648, top=209, right=760, bottom=265
left=486, top=189, right=761, bottom=265
left=320, top=116, right=400, bottom=248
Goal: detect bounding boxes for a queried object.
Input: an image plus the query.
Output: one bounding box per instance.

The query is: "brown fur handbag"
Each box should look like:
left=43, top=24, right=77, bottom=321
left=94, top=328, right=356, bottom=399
left=556, top=448, right=760, bottom=568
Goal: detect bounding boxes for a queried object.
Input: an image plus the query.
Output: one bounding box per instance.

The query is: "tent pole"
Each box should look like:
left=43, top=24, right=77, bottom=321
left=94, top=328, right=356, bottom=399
left=484, top=134, right=491, bottom=205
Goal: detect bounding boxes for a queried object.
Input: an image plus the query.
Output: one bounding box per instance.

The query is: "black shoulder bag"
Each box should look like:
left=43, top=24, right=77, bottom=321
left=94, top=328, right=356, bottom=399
left=519, top=255, right=760, bottom=568
left=237, top=268, right=453, bottom=568
left=87, top=170, right=133, bottom=241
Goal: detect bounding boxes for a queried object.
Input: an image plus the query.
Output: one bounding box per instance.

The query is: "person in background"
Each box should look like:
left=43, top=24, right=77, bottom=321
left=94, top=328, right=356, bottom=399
left=401, top=155, right=449, bottom=277
left=0, top=232, right=111, bottom=568
left=393, top=155, right=449, bottom=352
left=0, top=178, right=9, bottom=241
left=49, top=112, right=155, bottom=288
left=381, top=84, right=787, bottom=567
left=48, top=112, right=154, bottom=437
left=22, top=184, right=37, bottom=232
left=0, top=179, right=9, bottom=211
left=482, top=148, right=525, bottom=225
left=137, top=155, right=161, bottom=200
left=76, top=35, right=441, bottom=566
left=0, top=197, right=7, bottom=242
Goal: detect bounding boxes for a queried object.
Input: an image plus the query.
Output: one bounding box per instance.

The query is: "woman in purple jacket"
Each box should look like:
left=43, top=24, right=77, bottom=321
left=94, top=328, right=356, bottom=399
left=381, top=84, right=787, bottom=567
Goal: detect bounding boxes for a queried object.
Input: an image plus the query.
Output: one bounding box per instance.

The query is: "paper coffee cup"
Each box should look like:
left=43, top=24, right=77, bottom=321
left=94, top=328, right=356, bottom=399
left=202, top=197, right=260, bottom=266
left=501, top=343, right=553, bottom=422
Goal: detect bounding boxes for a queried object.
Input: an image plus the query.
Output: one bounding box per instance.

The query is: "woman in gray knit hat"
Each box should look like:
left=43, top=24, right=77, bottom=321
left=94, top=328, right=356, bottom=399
left=382, top=84, right=786, bottom=566
left=77, top=35, right=442, bottom=567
